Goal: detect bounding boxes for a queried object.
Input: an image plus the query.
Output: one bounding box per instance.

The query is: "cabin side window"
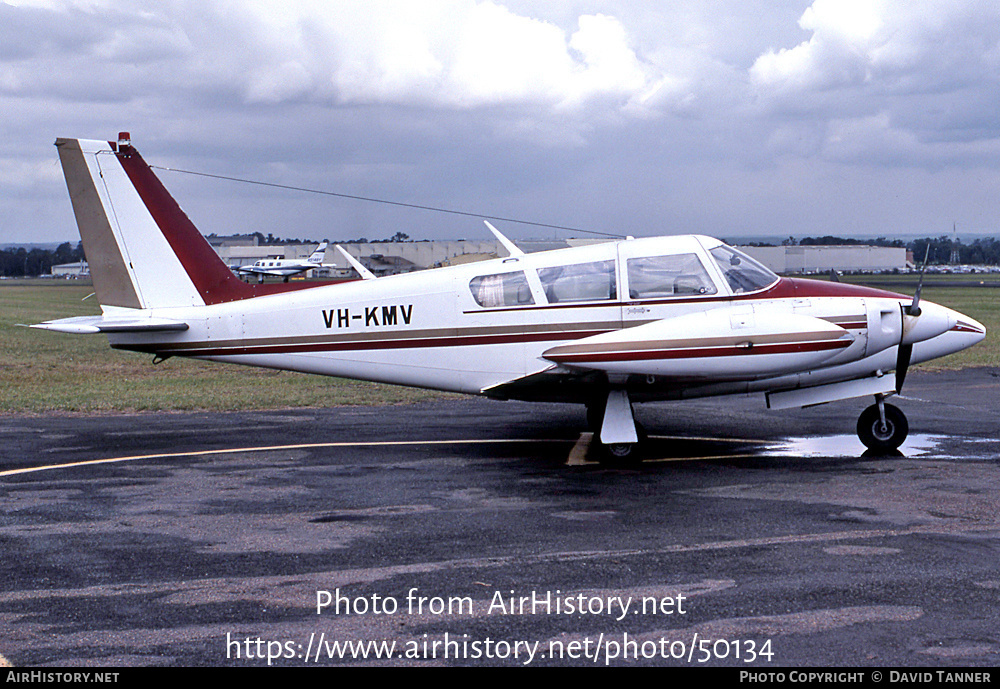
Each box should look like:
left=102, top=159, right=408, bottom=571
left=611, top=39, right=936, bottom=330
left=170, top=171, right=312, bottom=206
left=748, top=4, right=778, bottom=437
left=626, top=253, right=717, bottom=299
left=469, top=271, right=535, bottom=308
left=538, top=260, right=617, bottom=303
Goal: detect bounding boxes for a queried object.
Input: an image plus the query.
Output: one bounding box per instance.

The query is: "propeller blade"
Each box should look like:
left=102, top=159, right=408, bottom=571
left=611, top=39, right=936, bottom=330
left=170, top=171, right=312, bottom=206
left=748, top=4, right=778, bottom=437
left=895, top=343, right=913, bottom=393
left=906, top=244, right=931, bottom=316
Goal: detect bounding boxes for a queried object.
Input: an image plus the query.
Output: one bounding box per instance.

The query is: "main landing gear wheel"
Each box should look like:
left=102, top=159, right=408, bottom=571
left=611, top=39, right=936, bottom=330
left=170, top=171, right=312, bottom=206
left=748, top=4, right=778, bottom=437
left=605, top=442, right=638, bottom=461
left=857, top=402, right=908, bottom=452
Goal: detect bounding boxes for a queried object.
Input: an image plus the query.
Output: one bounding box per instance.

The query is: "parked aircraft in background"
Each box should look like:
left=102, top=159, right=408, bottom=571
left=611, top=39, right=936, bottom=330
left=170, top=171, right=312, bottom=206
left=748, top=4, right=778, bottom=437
left=35, top=134, right=986, bottom=459
left=236, top=241, right=329, bottom=282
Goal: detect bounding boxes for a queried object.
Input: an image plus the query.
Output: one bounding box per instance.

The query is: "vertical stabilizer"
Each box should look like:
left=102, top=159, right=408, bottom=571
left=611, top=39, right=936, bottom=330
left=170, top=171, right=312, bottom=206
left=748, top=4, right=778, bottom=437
left=55, top=135, right=269, bottom=309
left=307, top=241, right=329, bottom=264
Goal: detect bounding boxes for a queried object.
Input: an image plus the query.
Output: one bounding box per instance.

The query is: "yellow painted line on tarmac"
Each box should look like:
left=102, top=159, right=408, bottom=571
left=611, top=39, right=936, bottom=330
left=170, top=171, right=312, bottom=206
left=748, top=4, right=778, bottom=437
left=3, top=434, right=772, bottom=477
left=0, top=438, right=570, bottom=478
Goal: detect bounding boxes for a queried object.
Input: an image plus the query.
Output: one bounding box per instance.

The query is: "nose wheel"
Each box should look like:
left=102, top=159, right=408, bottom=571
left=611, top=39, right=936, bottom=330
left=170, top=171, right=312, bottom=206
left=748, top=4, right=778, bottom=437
left=857, top=400, right=908, bottom=452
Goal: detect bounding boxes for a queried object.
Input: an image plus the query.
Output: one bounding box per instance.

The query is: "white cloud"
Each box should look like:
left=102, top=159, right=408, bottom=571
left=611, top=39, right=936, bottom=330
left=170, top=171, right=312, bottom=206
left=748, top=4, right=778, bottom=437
left=4, top=0, right=1000, bottom=244
left=1, top=1, right=658, bottom=115
left=751, top=0, right=1000, bottom=95
left=324, top=2, right=650, bottom=110
left=750, top=0, right=888, bottom=91
left=746, top=0, right=1000, bottom=167
left=0, top=156, right=63, bottom=192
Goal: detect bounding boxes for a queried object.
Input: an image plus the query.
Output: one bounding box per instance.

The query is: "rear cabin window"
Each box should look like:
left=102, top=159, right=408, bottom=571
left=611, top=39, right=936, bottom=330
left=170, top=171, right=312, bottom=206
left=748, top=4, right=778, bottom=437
left=538, top=260, right=617, bottom=303
left=469, top=271, right=535, bottom=308
left=626, top=253, right=717, bottom=299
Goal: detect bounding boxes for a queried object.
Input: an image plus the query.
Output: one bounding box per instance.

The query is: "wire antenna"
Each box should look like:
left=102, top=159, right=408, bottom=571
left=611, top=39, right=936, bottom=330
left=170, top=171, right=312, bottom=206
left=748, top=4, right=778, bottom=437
left=150, top=165, right=624, bottom=239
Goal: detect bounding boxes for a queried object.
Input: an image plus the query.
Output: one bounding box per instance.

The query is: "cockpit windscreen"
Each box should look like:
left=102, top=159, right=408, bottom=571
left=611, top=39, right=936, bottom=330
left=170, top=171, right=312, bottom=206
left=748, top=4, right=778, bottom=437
left=709, top=245, right=779, bottom=294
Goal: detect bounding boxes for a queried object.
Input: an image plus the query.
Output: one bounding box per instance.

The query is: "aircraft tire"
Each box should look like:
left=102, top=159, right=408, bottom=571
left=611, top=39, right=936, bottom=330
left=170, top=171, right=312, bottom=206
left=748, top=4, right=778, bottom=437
left=599, top=442, right=641, bottom=465
left=598, top=423, right=647, bottom=465
left=857, top=403, right=908, bottom=452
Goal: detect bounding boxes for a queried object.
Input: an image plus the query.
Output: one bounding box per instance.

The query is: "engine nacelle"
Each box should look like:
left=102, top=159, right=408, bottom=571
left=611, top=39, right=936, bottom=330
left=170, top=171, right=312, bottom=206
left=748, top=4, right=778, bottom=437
left=543, top=308, right=854, bottom=381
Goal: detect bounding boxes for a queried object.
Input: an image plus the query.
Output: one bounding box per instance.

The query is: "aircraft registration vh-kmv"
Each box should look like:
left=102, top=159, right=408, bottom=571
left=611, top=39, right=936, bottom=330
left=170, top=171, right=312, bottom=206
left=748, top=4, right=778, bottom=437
left=35, top=134, right=986, bottom=460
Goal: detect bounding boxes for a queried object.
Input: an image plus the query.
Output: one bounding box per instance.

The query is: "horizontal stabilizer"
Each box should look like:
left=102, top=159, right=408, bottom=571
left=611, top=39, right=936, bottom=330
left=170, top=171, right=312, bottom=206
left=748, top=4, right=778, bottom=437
left=31, top=315, right=189, bottom=334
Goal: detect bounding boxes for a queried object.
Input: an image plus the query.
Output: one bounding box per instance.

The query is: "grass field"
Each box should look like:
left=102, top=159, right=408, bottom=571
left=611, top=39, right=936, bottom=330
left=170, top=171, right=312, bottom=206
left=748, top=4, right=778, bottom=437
left=0, top=276, right=994, bottom=413
left=0, top=281, right=452, bottom=413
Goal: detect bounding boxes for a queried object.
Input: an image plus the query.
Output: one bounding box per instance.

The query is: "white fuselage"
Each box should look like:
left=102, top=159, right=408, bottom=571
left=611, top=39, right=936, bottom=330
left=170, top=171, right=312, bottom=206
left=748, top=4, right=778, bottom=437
left=105, top=235, right=985, bottom=404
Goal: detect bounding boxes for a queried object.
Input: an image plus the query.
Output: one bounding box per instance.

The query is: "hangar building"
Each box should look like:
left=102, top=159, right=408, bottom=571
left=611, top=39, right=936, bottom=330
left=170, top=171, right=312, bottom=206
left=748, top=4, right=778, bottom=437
left=208, top=237, right=908, bottom=277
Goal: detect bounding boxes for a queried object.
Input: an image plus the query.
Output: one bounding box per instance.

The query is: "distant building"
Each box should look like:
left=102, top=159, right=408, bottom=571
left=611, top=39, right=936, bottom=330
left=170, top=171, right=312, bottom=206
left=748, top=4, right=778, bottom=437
left=738, top=245, right=907, bottom=274
left=210, top=238, right=908, bottom=278
left=206, top=234, right=259, bottom=247
left=50, top=261, right=89, bottom=277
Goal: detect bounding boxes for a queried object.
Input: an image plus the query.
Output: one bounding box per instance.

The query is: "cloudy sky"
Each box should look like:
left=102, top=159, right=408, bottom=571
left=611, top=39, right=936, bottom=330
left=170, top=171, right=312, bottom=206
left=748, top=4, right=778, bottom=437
left=3, top=0, right=1000, bottom=245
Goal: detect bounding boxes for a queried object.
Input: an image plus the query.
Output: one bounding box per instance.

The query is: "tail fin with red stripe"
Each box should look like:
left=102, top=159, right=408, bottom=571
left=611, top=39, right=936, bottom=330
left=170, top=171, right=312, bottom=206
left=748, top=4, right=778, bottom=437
left=55, top=134, right=298, bottom=309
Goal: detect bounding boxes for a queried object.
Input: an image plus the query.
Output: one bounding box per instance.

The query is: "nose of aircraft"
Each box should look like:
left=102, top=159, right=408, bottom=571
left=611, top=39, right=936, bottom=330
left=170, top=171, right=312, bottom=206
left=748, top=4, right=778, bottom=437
left=948, top=307, right=987, bottom=344
left=908, top=300, right=986, bottom=357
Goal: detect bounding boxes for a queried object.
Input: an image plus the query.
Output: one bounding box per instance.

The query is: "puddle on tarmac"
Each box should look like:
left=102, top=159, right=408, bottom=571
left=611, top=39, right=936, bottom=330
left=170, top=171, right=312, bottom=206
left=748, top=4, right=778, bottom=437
left=767, top=434, right=944, bottom=458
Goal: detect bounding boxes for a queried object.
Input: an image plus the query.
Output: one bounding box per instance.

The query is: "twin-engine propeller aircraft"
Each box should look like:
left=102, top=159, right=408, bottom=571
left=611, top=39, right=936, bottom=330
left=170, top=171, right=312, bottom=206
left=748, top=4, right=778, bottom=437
left=236, top=241, right=330, bottom=283
left=36, top=134, right=986, bottom=459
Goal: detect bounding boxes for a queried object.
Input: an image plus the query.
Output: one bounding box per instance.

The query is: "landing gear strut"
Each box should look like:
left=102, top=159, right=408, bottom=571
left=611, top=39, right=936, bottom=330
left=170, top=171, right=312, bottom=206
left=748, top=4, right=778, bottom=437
left=588, top=389, right=643, bottom=462
left=857, top=396, right=908, bottom=452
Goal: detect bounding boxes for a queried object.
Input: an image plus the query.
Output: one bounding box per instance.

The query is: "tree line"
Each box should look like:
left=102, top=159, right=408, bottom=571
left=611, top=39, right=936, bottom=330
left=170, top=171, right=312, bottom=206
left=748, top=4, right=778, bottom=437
left=1, top=242, right=85, bottom=277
